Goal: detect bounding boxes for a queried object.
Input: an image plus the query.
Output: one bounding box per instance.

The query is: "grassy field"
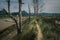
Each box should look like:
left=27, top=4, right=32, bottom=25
left=38, top=16, right=60, bottom=40
left=1, top=15, right=60, bottom=40
left=11, top=19, right=38, bottom=40
left=0, top=18, right=38, bottom=40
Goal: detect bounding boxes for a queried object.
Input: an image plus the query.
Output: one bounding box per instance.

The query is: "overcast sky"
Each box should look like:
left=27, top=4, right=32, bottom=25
left=0, top=0, right=60, bottom=13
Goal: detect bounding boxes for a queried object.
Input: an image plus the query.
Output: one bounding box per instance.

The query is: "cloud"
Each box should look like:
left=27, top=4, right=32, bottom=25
left=0, top=0, right=60, bottom=13
left=42, top=0, right=60, bottom=13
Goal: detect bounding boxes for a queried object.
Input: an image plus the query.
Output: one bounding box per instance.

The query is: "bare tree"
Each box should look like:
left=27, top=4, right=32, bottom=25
left=33, top=0, right=39, bottom=20
left=33, top=0, right=36, bottom=16
left=33, top=0, right=45, bottom=20
left=7, top=0, right=23, bottom=33
left=39, top=0, right=45, bottom=12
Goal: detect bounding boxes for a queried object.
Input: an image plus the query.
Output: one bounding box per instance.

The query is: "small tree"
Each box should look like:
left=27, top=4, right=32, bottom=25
left=33, top=0, right=45, bottom=20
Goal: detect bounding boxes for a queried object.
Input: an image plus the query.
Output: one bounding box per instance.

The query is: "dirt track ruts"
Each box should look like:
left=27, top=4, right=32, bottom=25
left=35, top=21, right=43, bottom=40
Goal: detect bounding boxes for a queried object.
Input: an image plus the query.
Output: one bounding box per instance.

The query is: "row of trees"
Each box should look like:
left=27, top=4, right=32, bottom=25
left=6, top=0, right=45, bottom=34
left=7, top=0, right=31, bottom=34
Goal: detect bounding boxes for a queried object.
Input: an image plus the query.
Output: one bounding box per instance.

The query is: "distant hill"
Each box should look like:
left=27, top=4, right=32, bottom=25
left=39, top=13, right=60, bottom=16
left=22, top=10, right=28, bottom=16
left=0, top=9, right=28, bottom=16
left=11, top=10, right=28, bottom=16
left=0, top=9, right=60, bottom=17
left=0, top=9, right=7, bottom=15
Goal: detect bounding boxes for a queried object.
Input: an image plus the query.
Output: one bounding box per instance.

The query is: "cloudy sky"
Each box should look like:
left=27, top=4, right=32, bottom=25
left=0, top=0, right=60, bottom=13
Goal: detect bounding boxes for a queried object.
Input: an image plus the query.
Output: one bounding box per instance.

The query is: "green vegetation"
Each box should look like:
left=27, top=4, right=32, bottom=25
left=11, top=19, right=38, bottom=40
left=1, top=14, right=60, bottom=40
left=0, top=19, right=38, bottom=40
left=38, top=16, right=60, bottom=40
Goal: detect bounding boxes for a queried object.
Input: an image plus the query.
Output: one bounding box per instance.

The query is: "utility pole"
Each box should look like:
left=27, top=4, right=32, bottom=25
left=28, top=3, right=31, bottom=21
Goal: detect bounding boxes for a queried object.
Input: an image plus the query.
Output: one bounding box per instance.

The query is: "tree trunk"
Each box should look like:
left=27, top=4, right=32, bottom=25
left=7, top=0, right=20, bottom=34
left=18, top=0, right=22, bottom=33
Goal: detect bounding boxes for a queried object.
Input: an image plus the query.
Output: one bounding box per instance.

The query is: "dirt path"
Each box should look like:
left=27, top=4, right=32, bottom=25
left=35, top=21, right=43, bottom=40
